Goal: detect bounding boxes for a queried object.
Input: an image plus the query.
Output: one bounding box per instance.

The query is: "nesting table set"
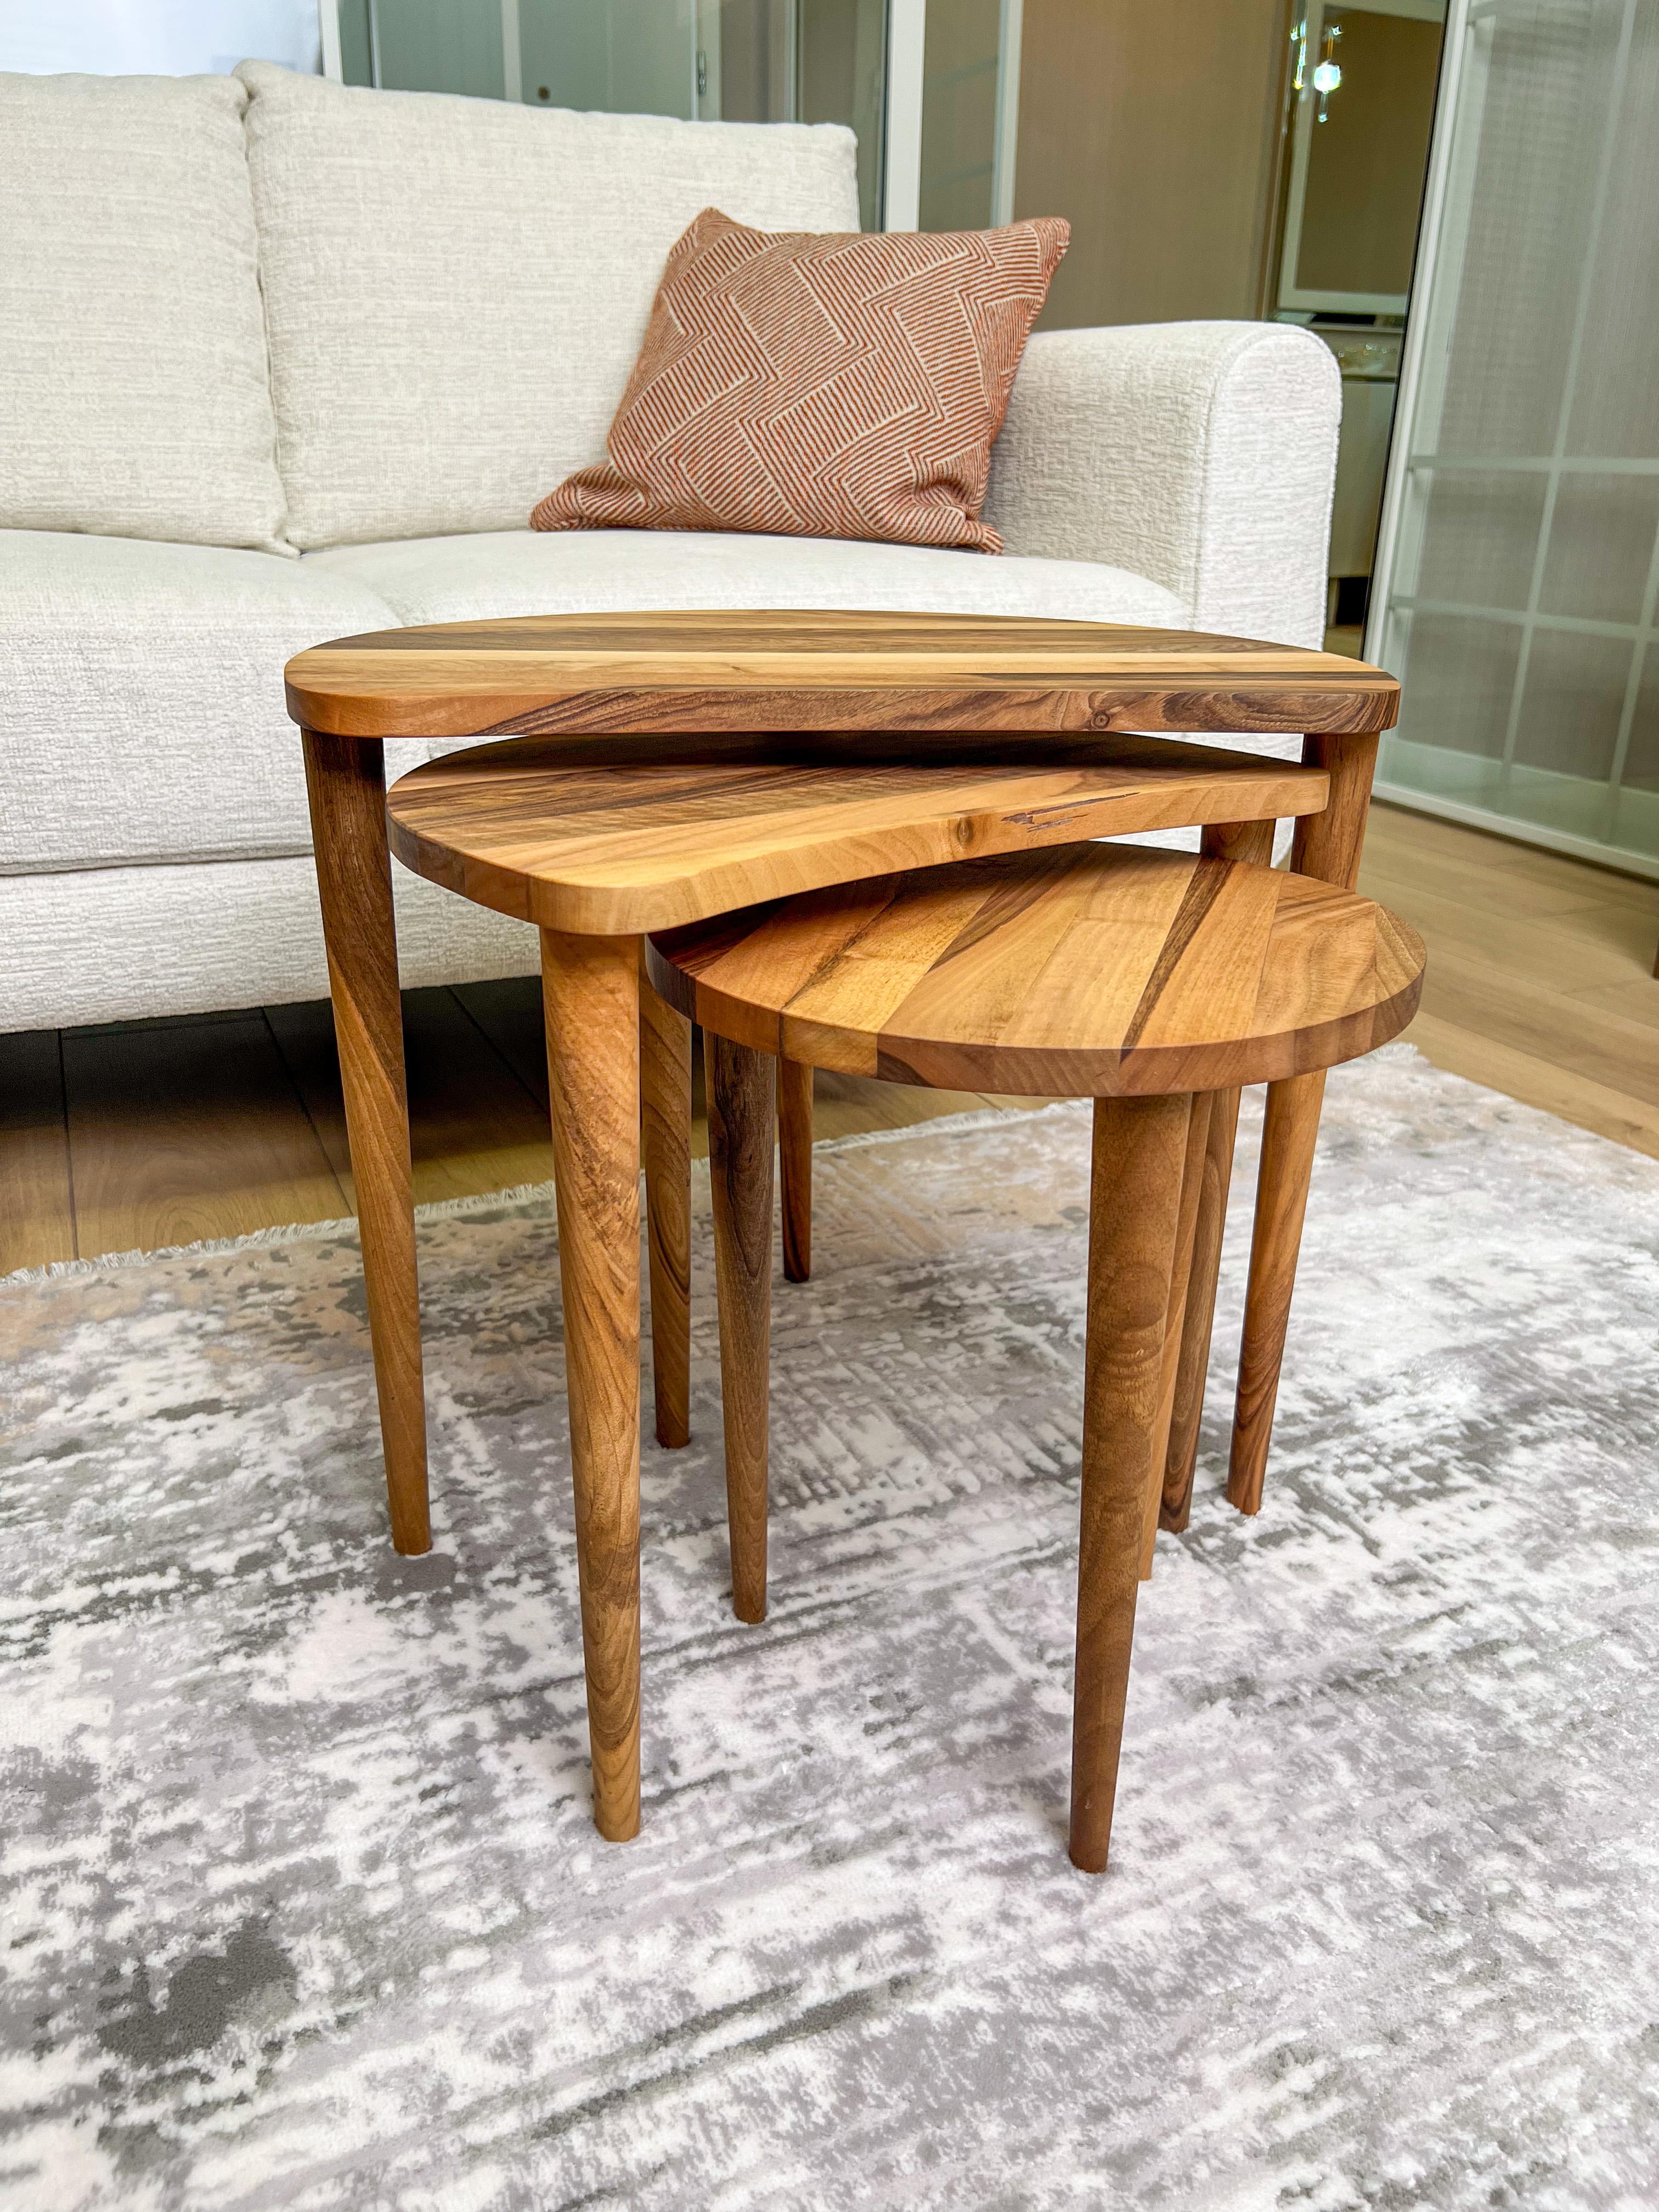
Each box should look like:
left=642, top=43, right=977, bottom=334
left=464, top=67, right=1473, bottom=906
left=285, top=612, right=1415, bottom=1872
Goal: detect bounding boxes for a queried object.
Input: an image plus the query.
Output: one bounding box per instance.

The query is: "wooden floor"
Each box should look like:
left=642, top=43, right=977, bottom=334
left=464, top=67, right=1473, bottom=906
left=2, top=802, right=1656, bottom=1276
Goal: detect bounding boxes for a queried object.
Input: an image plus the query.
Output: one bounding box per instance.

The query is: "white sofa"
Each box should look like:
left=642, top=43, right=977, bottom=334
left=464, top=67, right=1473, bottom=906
left=0, top=63, right=1341, bottom=1036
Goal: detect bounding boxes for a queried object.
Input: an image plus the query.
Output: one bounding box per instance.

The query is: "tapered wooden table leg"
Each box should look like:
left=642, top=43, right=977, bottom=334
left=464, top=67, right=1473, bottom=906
left=640, top=956, right=692, bottom=1450
left=301, top=730, right=428, bottom=1556
left=1162, top=1082, right=1242, bottom=1530
left=709, top=1037, right=776, bottom=1624
left=541, top=928, right=642, bottom=1842
left=1228, top=1067, right=1326, bottom=1515
left=1292, top=731, right=1381, bottom=892
left=778, top=1057, right=813, bottom=1284
left=1070, top=1092, right=1190, bottom=1875
left=1225, top=732, right=1380, bottom=1513
left=1161, top=819, right=1276, bottom=1533
left=1139, top=1087, right=1212, bottom=1578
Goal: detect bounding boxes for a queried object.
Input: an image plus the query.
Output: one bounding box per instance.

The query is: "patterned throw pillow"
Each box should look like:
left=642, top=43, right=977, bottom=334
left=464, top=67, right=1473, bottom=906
left=531, top=207, right=1069, bottom=554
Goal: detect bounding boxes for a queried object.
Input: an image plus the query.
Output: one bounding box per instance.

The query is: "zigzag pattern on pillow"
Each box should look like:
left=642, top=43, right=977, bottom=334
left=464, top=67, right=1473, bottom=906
left=532, top=207, right=1068, bottom=554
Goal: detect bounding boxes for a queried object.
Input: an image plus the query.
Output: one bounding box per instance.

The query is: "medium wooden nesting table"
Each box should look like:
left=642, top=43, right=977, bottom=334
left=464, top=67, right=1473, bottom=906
left=284, top=610, right=1399, bottom=1843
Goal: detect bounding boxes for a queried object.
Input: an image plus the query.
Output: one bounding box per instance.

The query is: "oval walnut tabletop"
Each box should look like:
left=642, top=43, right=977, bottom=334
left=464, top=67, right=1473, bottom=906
left=646, top=844, right=1426, bottom=1097
left=383, top=733, right=1334, bottom=935
left=286, top=608, right=1399, bottom=742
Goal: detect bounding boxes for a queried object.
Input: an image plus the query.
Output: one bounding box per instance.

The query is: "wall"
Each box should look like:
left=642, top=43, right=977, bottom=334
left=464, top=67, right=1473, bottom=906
left=1013, top=0, right=1291, bottom=329
left=0, top=0, right=321, bottom=74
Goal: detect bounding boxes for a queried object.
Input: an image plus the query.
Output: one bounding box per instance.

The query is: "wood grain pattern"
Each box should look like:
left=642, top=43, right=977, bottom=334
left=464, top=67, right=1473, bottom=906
left=1140, top=1088, right=1214, bottom=1578
left=1228, top=1068, right=1327, bottom=1517
left=652, top=837, right=1421, bottom=1872
left=63, top=1013, right=346, bottom=1261
left=302, top=732, right=430, bottom=1557
left=540, top=929, right=642, bottom=1842
left=1070, top=1091, right=1192, bottom=1874
left=267, top=989, right=553, bottom=1209
left=287, top=609, right=1399, bottom=741
left=1223, top=730, right=1380, bottom=1514
left=640, top=958, right=692, bottom=1452
left=708, top=1036, right=776, bottom=1625
left=647, top=847, right=1425, bottom=1099
left=386, top=735, right=1331, bottom=936
left=0, top=1028, right=76, bottom=1274
left=1163, top=816, right=1278, bottom=1530
left=1161, top=1081, right=1244, bottom=1530
left=1291, top=730, right=1382, bottom=890
left=778, top=1058, right=814, bottom=1284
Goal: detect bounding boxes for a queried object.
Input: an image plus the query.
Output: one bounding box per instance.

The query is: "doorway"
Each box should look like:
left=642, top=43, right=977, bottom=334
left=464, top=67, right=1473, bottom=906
left=917, top=3, right=1445, bottom=657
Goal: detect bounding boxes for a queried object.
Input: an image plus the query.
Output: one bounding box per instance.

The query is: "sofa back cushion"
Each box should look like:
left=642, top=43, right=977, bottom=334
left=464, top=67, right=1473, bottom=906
left=236, top=63, right=861, bottom=551
left=0, top=72, right=288, bottom=555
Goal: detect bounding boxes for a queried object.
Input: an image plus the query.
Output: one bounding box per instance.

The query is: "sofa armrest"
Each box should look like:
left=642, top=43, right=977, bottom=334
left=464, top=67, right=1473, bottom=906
left=984, top=321, right=1341, bottom=651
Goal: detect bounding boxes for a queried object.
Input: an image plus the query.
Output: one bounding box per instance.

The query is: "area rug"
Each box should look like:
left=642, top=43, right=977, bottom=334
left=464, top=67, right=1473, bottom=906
left=2, top=1047, right=1656, bottom=2211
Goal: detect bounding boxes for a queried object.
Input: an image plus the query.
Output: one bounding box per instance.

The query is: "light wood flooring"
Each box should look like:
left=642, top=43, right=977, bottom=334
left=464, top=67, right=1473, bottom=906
left=2, top=802, right=1656, bottom=1277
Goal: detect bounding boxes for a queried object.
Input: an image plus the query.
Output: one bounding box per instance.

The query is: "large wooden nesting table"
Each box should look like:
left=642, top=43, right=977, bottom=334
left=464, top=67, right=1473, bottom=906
left=284, top=610, right=1400, bottom=1843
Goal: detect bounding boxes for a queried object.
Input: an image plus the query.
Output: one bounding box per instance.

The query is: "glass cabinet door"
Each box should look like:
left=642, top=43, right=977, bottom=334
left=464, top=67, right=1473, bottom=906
left=1370, top=0, right=1659, bottom=877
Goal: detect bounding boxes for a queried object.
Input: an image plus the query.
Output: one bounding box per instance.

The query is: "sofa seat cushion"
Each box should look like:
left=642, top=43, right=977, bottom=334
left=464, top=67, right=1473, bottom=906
left=306, top=527, right=1190, bottom=631
left=0, top=532, right=410, bottom=875
left=0, top=72, right=287, bottom=555
left=236, top=64, right=861, bottom=552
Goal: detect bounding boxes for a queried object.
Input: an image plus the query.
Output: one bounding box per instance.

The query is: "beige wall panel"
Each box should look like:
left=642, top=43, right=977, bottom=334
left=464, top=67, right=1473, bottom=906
left=1015, top=0, right=1290, bottom=329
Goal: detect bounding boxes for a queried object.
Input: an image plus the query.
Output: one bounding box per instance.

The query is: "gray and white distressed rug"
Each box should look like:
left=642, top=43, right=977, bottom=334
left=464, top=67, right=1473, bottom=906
left=2, top=1046, right=1657, bottom=2211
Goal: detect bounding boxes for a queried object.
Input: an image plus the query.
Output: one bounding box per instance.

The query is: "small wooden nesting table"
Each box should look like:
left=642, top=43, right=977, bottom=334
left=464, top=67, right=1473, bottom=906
left=648, top=842, right=1426, bottom=1869
left=284, top=610, right=1398, bottom=1843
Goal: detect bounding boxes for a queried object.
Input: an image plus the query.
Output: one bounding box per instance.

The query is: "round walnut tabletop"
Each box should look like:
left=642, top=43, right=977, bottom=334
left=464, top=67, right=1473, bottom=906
left=646, top=844, right=1425, bottom=1097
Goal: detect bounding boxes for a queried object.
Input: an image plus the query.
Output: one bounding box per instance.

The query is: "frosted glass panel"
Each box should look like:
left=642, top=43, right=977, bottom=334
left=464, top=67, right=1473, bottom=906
left=1392, top=614, right=1522, bottom=759
left=1415, top=472, right=1547, bottom=608
left=519, top=0, right=693, bottom=120
left=1511, top=628, right=1629, bottom=778
left=1620, top=661, right=1659, bottom=788
left=371, top=0, right=504, bottom=99
left=1538, top=474, right=1659, bottom=623
left=1563, top=4, right=1659, bottom=456
left=1374, top=0, right=1659, bottom=874
left=340, top=1, right=887, bottom=227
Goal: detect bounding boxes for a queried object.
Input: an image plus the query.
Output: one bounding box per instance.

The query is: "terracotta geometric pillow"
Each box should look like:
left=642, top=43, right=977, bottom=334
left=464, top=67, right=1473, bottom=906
left=531, top=207, right=1068, bottom=555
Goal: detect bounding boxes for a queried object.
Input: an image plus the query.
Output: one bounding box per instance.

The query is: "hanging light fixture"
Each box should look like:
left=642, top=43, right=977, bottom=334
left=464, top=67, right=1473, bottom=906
left=1313, top=21, right=1344, bottom=122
